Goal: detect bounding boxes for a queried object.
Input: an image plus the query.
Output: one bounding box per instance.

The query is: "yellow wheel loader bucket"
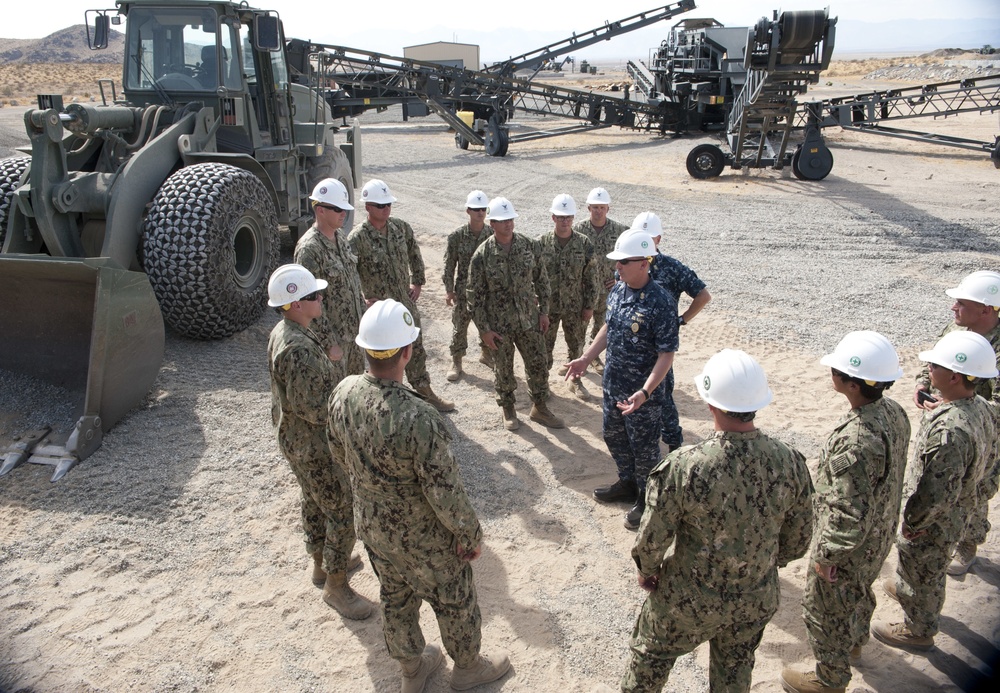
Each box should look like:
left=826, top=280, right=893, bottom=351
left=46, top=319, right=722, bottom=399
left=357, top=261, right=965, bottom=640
left=0, top=256, right=164, bottom=481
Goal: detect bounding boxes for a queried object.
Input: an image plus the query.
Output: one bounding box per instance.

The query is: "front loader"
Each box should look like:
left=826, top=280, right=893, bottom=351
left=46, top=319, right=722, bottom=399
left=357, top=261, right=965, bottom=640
left=0, top=0, right=360, bottom=480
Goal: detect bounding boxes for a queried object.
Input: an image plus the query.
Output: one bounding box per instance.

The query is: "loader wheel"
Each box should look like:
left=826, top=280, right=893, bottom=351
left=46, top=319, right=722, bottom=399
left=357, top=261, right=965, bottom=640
left=686, top=144, right=726, bottom=179
left=791, top=143, right=833, bottom=180
left=143, top=163, right=279, bottom=340
left=306, top=147, right=356, bottom=230
left=0, top=156, right=31, bottom=248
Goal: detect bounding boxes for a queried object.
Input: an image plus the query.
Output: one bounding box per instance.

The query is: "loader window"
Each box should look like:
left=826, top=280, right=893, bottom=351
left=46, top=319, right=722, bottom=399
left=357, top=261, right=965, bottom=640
left=123, top=7, right=221, bottom=92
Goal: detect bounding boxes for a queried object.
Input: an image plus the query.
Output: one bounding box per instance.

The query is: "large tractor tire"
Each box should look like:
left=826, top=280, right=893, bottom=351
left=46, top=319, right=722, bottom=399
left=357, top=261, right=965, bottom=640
left=306, top=146, right=356, bottom=230
left=143, top=163, right=279, bottom=340
left=0, top=156, right=31, bottom=248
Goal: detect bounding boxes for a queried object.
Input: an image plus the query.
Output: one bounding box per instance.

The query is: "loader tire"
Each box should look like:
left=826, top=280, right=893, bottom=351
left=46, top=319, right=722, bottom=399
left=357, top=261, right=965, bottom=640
left=306, top=146, right=356, bottom=230
left=0, top=156, right=31, bottom=248
left=143, top=163, right=279, bottom=340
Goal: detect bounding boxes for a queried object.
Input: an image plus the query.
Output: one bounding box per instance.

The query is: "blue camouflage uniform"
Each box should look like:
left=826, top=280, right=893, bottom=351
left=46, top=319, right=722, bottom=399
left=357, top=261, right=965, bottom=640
left=648, top=252, right=706, bottom=450
left=603, top=277, right=678, bottom=494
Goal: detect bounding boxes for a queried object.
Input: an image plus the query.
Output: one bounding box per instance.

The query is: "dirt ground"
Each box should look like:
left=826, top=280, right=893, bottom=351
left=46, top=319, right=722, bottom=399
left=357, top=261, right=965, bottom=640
left=1, top=68, right=999, bottom=693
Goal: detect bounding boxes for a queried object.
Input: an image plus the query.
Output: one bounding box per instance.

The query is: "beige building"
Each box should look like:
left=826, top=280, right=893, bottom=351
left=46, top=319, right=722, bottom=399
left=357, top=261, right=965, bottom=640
left=403, top=41, right=481, bottom=70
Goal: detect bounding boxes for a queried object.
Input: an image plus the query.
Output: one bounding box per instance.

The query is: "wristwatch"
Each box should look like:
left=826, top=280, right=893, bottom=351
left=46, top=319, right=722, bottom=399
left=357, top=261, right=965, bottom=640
left=678, top=315, right=686, bottom=326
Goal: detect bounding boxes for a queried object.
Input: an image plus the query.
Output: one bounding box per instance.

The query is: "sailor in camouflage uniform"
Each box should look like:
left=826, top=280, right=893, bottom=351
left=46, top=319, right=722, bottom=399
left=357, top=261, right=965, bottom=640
left=467, top=197, right=565, bottom=431
left=636, top=212, right=712, bottom=450
left=565, top=230, right=677, bottom=530
left=266, top=264, right=372, bottom=621
left=538, top=194, right=597, bottom=400
left=781, top=332, right=910, bottom=693
left=348, top=179, right=454, bottom=413
left=913, top=271, right=1000, bottom=575
left=573, top=187, right=629, bottom=374
left=293, top=178, right=366, bottom=380
left=623, top=349, right=813, bottom=693
left=872, top=330, right=998, bottom=651
left=442, top=190, right=494, bottom=382
left=328, top=299, right=510, bottom=693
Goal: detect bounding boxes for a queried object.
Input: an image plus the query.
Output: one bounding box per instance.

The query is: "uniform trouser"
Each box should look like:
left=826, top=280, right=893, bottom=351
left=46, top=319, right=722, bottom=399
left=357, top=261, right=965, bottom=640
left=285, top=452, right=355, bottom=574
left=544, top=311, right=586, bottom=370
left=366, top=545, right=482, bottom=668
left=623, top=589, right=773, bottom=693
left=449, top=296, right=485, bottom=358
left=958, top=456, right=1000, bottom=546
left=659, top=369, right=682, bottom=449
left=399, top=298, right=430, bottom=389
left=493, top=327, right=550, bottom=407
left=590, top=298, right=608, bottom=342
left=803, top=563, right=878, bottom=687
left=603, top=394, right=662, bottom=493
left=895, top=530, right=954, bottom=637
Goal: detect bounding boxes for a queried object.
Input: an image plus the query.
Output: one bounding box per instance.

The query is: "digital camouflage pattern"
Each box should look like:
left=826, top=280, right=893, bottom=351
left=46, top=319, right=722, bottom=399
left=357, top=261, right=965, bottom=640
left=328, top=373, right=484, bottom=665
left=294, top=226, right=366, bottom=378
left=895, top=395, right=996, bottom=637
left=574, top=217, right=629, bottom=338
left=348, top=217, right=430, bottom=387
left=268, top=319, right=355, bottom=574
left=442, top=222, right=493, bottom=357
left=626, top=430, right=814, bottom=692
left=803, top=396, right=911, bottom=688
left=603, top=278, right=678, bottom=492
left=467, top=233, right=551, bottom=406
left=537, top=230, right=597, bottom=368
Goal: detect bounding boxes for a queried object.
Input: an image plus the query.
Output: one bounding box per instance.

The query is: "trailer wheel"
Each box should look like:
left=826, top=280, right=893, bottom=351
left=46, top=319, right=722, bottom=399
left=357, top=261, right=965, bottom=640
left=455, top=134, right=470, bottom=150
left=306, top=147, right=356, bottom=230
left=143, top=163, right=279, bottom=340
left=484, top=123, right=509, bottom=157
left=686, top=144, right=725, bottom=179
left=0, top=156, right=31, bottom=248
left=791, top=143, right=833, bottom=180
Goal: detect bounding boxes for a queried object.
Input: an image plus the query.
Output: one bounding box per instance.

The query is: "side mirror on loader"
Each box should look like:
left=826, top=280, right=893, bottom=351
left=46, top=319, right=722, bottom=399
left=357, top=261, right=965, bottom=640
left=88, top=12, right=110, bottom=50
left=254, top=14, right=281, bottom=52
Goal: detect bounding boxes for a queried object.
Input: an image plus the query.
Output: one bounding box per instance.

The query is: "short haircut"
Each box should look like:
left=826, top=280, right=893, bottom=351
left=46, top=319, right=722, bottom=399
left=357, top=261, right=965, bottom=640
left=721, top=409, right=756, bottom=423
left=831, top=368, right=893, bottom=400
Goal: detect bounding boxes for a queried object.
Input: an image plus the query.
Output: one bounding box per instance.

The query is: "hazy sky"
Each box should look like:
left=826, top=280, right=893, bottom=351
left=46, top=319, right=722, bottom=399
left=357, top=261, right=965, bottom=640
left=5, top=0, right=999, bottom=54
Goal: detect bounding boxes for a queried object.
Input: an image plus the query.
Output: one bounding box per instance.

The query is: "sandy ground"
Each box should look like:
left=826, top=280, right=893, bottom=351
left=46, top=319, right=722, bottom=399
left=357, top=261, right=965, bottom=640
left=1, top=71, right=999, bottom=693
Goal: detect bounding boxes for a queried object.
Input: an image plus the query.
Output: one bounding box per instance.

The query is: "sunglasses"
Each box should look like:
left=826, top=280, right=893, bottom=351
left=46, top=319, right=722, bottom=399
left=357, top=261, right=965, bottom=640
left=299, top=291, right=322, bottom=302
left=617, top=257, right=646, bottom=265
left=316, top=203, right=346, bottom=213
left=367, top=202, right=391, bottom=209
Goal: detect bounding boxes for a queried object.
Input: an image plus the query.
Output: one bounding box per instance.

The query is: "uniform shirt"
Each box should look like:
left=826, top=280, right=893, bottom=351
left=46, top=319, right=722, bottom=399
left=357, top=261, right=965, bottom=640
left=634, top=430, right=814, bottom=596
left=442, top=223, right=493, bottom=296
left=329, top=373, right=483, bottom=581
left=268, top=319, right=337, bottom=461
left=811, top=397, right=911, bottom=568
left=574, top=217, right=629, bottom=298
left=294, top=226, right=365, bottom=372
left=649, top=252, right=707, bottom=304
left=467, top=233, right=549, bottom=335
left=902, top=395, right=996, bottom=539
left=348, top=217, right=426, bottom=302
left=603, top=278, right=678, bottom=401
left=536, top=231, right=597, bottom=315
left=916, top=321, right=1000, bottom=407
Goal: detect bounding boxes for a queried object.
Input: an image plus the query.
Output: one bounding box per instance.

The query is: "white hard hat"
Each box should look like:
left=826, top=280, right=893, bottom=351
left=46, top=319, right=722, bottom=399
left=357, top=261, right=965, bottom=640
left=919, top=330, right=999, bottom=379
left=945, top=270, right=1000, bottom=309
left=465, top=190, right=489, bottom=209
left=355, top=299, right=420, bottom=351
left=630, top=211, right=662, bottom=238
left=607, top=229, right=655, bottom=260
left=694, top=349, right=774, bottom=412
left=267, top=263, right=328, bottom=307
left=550, top=193, right=577, bottom=216
left=310, top=178, right=354, bottom=210
left=586, top=187, right=610, bottom=205
left=487, top=196, right=518, bottom=221
left=820, top=330, right=904, bottom=383
left=361, top=179, right=397, bottom=205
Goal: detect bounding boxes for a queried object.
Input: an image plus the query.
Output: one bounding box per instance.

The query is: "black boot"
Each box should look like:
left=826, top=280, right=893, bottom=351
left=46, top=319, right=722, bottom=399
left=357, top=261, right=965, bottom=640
left=624, top=498, right=646, bottom=530
left=594, top=478, right=637, bottom=503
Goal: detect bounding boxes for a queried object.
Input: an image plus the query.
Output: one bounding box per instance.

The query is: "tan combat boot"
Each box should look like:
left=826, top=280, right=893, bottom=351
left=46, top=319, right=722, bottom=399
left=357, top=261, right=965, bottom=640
left=323, top=572, right=374, bottom=620
left=479, top=347, right=495, bottom=368
left=557, top=363, right=569, bottom=376
left=779, top=666, right=845, bottom=693
left=414, top=384, right=455, bottom=412
left=567, top=377, right=589, bottom=400
left=451, top=651, right=511, bottom=691
left=400, top=644, right=444, bottom=693
left=502, top=404, right=520, bottom=431
left=446, top=356, right=463, bottom=382
left=529, top=401, right=564, bottom=429
left=592, top=356, right=604, bottom=374
left=870, top=621, right=934, bottom=651
left=313, top=551, right=362, bottom=587
left=947, top=541, right=977, bottom=576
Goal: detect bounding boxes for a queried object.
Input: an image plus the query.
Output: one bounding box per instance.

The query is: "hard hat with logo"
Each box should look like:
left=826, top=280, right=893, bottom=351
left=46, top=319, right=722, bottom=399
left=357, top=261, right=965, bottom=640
left=945, top=270, right=1000, bottom=309
left=487, top=196, right=518, bottom=221
left=820, top=330, right=904, bottom=383
left=607, top=229, right=655, bottom=260
left=360, top=179, right=397, bottom=205
left=586, top=187, right=611, bottom=205
left=355, top=299, right=420, bottom=352
left=630, top=211, right=662, bottom=238
left=550, top=193, right=577, bottom=216
left=694, top=349, right=773, bottom=412
left=310, top=178, right=354, bottom=210
left=465, top=190, right=489, bottom=209
left=267, top=264, right=328, bottom=307
left=919, top=330, right=999, bottom=379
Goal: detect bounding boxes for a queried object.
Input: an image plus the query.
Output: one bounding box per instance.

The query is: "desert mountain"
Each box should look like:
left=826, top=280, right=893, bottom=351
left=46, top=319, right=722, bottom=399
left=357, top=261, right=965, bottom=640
left=0, top=24, right=124, bottom=65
